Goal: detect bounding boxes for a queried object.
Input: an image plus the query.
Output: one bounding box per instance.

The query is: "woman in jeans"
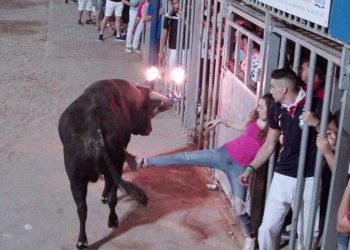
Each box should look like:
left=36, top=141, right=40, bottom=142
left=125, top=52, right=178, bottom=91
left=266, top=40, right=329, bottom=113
left=132, top=93, right=274, bottom=250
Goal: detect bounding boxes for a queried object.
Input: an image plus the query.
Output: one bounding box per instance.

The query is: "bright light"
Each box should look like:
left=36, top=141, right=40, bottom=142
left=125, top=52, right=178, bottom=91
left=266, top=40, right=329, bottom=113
left=171, top=67, right=185, bottom=85
left=145, top=66, right=160, bottom=81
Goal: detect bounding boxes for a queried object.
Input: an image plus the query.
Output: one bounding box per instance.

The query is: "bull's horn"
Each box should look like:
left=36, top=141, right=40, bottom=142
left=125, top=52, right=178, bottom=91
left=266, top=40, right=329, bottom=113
left=149, top=91, right=168, bottom=103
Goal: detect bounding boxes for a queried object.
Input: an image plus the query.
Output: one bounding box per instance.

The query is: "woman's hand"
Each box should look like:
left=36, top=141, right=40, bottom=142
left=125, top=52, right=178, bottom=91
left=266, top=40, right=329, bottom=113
left=204, top=119, right=222, bottom=137
left=239, top=170, right=254, bottom=186
left=302, top=108, right=320, bottom=128
left=316, top=134, right=332, bottom=155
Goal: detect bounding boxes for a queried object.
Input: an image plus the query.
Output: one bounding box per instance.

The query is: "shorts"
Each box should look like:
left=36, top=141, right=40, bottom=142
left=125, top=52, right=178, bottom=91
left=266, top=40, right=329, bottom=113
left=78, top=0, right=93, bottom=11
left=105, top=0, right=124, bottom=17
left=95, top=0, right=106, bottom=12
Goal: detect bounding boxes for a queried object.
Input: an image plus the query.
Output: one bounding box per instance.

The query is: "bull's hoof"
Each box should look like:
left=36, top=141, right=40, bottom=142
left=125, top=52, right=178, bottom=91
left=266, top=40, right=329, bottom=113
left=101, top=197, right=108, bottom=204
left=76, top=241, right=88, bottom=249
left=108, top=218, right=119, bottom=228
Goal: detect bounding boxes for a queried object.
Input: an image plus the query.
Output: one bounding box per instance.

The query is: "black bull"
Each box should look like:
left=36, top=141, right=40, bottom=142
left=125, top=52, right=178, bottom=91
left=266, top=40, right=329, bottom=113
left=58, top=79, right=170, bottom=249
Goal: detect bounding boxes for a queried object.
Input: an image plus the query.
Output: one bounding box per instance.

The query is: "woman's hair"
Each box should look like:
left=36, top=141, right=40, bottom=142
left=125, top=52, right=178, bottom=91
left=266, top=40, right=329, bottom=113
left=248, top=93, right=275, bottom=140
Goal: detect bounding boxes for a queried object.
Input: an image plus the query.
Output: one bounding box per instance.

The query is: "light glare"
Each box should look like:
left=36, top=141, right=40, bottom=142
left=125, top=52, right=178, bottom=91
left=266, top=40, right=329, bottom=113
left=171, top=67, right=185, bottom=85
left=145, top=66, right=160, bottom=81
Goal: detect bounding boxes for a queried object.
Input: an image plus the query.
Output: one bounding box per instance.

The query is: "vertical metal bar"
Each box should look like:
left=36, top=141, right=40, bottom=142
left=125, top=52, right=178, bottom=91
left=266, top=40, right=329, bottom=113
left=204, top=0, right=218, bottom=149
left=209, top=0, right=225, bottom=149
left=183, top=0, right=196, bottom=124
left=339, top=47, right=350, bottom=90
left=278, top=36, right=287, bottom=68
left=322, top=48, right=350, bottom=250
left=259, top=12, right=271, bottom=97
left=262, top=31, right=280, bottom=94
left=234, top=31, right=242, bottom=78
left=198, top=0, right=211, bottom=148
left=184, top=0, right=204, bottom=140
left=244, top=38, right=253, bottom=87
left=176, top=0, right=185, bottom=66
left=265, top=152, right=276, bottom=202
left=289, top=51, right=317, bottom=250
left=175, top=0, right=185, bottom=114
left=305, top=61, right=334, bottom=249
left=322, top=89, right=350, bottom=250
left=148, top=0, right=161, bottom=71
left=292, top=43, right=301, bottom=74
left=179, top=0, right=191, bottom=121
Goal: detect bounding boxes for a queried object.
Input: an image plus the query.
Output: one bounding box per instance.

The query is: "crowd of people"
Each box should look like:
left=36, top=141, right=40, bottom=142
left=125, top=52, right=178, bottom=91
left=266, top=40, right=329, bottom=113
left=63, top=0, right=181, bottom=62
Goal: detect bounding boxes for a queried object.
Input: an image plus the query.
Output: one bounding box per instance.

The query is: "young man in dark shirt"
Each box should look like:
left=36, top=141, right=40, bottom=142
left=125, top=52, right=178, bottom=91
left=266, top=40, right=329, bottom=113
left=239, top=68, right=321, bottom=250
left=158, top=0, right=179, bottom=63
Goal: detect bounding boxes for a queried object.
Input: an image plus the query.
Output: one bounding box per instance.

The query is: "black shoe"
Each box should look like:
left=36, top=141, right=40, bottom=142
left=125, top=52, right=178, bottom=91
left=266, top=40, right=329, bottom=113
left=114, top=36, right=125, bottom=42
left=78, top=19, right=83, bottom=25
left=98, top=34, right=104, bottom=41
left=85, top=19, right=96, bottom=25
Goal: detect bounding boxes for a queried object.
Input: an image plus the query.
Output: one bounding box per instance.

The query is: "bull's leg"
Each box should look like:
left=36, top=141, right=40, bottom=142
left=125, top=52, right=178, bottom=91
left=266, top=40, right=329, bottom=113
left=101, top=179, right=112, bottom=204
left=70, top=183, right=89, bottom=249
left=107, top=184, right=119, bottom=228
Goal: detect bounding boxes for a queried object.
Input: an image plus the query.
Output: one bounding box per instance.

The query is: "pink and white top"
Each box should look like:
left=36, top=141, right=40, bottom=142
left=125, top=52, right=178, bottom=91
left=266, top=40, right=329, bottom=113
left=224, top=121, right=265, bottom=166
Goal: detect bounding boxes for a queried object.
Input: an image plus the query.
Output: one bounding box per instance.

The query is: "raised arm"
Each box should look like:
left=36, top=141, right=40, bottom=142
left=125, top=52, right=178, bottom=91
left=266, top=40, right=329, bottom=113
left=239, top=128, right=280, bottom=186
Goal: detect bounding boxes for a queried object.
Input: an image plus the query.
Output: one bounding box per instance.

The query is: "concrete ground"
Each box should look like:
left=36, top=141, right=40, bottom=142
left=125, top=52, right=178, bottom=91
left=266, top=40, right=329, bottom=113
left=0, top=0, right=244, bottom=249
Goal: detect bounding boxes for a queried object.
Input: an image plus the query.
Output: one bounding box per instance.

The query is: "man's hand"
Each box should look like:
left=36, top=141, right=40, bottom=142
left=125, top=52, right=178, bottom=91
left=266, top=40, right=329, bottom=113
left=239, top=170, right=254, bottom=186
left=302, top=108, right=320, bottom=128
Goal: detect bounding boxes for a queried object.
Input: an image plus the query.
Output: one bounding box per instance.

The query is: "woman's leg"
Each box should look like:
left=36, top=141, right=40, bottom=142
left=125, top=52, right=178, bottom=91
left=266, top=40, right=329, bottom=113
left=145, top=146, right=230, bottom=172
left=126, top=8, right=137, bottom=48
left=132, top=18, right=144, bottom=50
left=224, top=159, right=253, bottom=237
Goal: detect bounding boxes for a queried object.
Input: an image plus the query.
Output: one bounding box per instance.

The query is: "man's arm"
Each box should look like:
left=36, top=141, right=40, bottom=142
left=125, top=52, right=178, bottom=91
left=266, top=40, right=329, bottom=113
left=337, top=179, right=350, bottom=233
left=239, top=128, right=280, bottom=186
left=158, top=28, right=169, bottom=62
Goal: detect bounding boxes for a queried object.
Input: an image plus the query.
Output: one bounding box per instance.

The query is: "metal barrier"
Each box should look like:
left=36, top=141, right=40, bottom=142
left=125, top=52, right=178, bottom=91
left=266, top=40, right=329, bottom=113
left=143, top=1, right=350, bottom=248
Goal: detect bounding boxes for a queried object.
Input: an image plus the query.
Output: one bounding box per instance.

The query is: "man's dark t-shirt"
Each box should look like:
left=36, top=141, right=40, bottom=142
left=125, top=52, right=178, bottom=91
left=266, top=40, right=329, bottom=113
left=268, top=97, right=323, bottom=178
left=163, top=13, right=178, bottom=50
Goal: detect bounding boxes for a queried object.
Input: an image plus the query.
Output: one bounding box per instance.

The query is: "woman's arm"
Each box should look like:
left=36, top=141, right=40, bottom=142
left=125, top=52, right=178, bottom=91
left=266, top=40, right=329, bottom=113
left=206, top=119, right=247, bottom=134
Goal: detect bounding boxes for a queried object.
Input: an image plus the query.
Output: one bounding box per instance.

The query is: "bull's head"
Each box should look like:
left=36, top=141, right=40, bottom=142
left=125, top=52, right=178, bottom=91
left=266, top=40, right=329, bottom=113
left=132, top=87, right=174, bottom=136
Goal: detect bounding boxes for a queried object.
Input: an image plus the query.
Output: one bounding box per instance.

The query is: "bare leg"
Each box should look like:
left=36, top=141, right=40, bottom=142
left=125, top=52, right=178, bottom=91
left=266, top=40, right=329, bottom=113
left=115, top=16, right=121, bottom=37
left=99, top=16, right=110, bottom=35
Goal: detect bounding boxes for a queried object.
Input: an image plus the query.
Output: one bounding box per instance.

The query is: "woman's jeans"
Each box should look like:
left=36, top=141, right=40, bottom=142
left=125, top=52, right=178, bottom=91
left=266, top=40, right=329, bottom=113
left=337, top=232, right=349, bottom=250
left=145, top=146, right=253, bottom=236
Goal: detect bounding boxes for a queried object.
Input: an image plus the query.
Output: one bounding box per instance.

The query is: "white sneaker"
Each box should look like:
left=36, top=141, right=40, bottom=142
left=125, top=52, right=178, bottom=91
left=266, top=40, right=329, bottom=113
left=243, top=237, right=255, bottom=250
left=132, top=48, right=141, bottom=54
left=125, top=47, right=132, bottom=53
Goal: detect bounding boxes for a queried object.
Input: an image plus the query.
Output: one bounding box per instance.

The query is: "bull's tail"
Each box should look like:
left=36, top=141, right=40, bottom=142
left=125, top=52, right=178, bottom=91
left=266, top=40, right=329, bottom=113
left=97, top=129, right=148, bottom=206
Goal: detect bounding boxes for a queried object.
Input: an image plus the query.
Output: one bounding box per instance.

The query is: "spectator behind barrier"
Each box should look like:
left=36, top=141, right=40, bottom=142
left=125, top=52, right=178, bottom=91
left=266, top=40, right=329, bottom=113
left=239, top=68, right=322, bottom=250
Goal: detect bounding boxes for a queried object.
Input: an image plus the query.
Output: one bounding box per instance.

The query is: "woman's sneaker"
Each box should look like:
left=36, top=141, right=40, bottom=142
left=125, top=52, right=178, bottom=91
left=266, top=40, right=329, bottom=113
left=132, top=48, right=141, bottom=54
left=115, top=36, right=125, bottom=42
left=125, top=47, right=133, bottom=53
